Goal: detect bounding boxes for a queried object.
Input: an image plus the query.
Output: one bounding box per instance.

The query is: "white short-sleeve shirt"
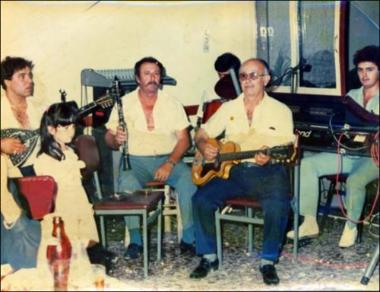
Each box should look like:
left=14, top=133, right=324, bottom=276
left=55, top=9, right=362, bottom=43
left=106, top=89, right=190, bottom=156
left=347, top=86, right=379, bottom=115
left=202, top=93, right=295, bottom=160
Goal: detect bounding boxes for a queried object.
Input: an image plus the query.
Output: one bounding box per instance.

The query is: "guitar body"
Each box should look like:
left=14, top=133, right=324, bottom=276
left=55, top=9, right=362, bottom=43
left=192, top=138, right=295, bottom=186
left=192, top=139, right=241, bottom=186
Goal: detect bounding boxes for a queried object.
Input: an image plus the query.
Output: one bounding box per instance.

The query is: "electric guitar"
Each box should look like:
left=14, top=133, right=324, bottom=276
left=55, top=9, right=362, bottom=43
left=191, top=138, right=296, bottom=186
left=1, top=95, right=114, bottom=167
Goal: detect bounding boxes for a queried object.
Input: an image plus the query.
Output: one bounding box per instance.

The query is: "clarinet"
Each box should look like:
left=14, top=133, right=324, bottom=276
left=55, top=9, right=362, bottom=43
left=112, top=76, right=129, bottom=170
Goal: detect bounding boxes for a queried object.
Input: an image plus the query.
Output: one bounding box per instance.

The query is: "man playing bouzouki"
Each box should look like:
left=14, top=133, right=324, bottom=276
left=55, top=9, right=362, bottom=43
left=1, top=56, right=43, bottom=272
left=189, top=58, right=295, bottom=286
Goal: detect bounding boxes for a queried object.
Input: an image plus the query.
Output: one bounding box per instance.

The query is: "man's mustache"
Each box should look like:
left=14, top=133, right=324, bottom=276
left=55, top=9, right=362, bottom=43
left=148, top=81, right=159, bottom=86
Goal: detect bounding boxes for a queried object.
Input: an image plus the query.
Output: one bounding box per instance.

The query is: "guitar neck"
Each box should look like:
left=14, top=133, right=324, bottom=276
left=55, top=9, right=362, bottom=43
left=219, top=149, right=265, bottom=162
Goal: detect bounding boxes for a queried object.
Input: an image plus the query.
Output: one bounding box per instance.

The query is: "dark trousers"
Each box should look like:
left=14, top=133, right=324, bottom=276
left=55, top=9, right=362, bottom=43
left=192, top=163, right=290, bottom=262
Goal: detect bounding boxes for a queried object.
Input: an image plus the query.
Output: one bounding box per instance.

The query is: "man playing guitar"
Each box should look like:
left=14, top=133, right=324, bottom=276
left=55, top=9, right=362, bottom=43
left=189, top=58, right=295, bottom=286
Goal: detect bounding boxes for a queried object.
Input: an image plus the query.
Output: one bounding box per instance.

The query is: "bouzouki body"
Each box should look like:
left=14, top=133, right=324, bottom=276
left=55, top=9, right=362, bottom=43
left=1, top=95, right=114, bottom=167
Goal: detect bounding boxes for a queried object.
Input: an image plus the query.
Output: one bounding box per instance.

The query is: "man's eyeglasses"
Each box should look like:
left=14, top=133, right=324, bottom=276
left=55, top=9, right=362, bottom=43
left=239, top=71, right=267, bottom=81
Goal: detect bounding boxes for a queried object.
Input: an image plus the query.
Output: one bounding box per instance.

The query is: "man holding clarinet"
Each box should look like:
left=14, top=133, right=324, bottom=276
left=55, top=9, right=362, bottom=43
left=105, top=56, right=197, bottom=259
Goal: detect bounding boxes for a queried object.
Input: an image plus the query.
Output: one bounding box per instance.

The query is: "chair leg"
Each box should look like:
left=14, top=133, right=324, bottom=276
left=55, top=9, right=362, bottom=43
left=143, top=211, right=148, bottom=278
left=215, top=208, right=223, bottom=266
left=175, top=192, right=183, bottom=243
left=356, top=192, right=369, bottom=244
left=99, top=215, right=107, bottom=248
left=157, top=201, right=162, bottom=261
left=247, top=208, right=253, bottom=253
left=163, top=197, right=172, bottom=233
left=163, top=185, right=172, bottom=234
left=320, top=180, right=336, bottom=232
left=93, top=170, right=103, bottom=200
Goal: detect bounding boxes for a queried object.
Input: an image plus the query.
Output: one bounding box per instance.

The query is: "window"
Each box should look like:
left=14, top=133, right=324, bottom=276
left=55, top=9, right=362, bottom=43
left=256, top=1, right=345, bottom=95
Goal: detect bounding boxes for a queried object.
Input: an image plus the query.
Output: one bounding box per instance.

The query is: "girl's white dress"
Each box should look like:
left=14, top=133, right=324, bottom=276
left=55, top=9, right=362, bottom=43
left=34, top=148, right=99, bottom=243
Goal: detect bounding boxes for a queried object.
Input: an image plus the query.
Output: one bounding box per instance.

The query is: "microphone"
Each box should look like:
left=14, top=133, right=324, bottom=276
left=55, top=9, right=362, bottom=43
left=291, top=58, right=312, bottom=72
left=267, top=58, right=312, bottom=89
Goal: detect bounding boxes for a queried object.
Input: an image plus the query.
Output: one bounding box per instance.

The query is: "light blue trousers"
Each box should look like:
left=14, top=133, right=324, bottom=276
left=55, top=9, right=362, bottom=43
left=299, top=151, right=378, bottom=228
left=118, top=155, right=197, bottom=245
left=1, top=180, right=41, bottom=270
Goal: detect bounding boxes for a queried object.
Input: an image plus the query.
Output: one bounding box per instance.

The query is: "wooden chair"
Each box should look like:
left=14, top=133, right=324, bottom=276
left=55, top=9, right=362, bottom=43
left=110, top=150, right=183, bottom=243
left=74, top=134, right=103, bottom=201
left=75, top=134, right=165, bottom=277
left=215, top=197, right=263, bottom=266
left=215, top=139, right=299, bottom=266
left=145, top=181, right=182, bottom=243
left=318, top=173, right=369, bottom=242
left=318, top=174, right=349, bottom=232
left=93, top=190, right=164, bottom=278
left=15, top=175, right=58, bottom=220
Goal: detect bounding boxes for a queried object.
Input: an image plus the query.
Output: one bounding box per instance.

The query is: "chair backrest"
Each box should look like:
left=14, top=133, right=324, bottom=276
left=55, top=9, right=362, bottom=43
left=74, top=134, right=104, bottom=201
left=17, top=175, right=57, bottom=220
left=74, top=134, right=100, bottom=179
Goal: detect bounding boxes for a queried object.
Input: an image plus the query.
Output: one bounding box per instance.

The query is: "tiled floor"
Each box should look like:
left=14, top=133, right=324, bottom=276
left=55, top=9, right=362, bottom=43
left=102, top=214, right=379, bottom=291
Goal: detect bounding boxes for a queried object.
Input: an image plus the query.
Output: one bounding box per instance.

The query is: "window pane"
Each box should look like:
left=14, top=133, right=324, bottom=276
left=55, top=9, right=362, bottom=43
left=299, top=1, right=336, bottom=88
left=256, top=1, right=291, bottom=86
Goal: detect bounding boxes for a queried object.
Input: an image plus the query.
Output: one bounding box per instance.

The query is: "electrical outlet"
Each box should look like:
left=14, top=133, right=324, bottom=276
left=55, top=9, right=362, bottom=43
left=203, top=30, right=209, bottom=52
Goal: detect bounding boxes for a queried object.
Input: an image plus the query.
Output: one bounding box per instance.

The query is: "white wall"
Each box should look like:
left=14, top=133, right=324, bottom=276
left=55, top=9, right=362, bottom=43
left=1, top=1, right=256, bottom=109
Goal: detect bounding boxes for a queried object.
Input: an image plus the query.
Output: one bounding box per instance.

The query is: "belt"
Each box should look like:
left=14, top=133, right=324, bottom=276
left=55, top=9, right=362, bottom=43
left=129, top=154, right=169, bottom=159
left=240, top=162, right=259, bottom=168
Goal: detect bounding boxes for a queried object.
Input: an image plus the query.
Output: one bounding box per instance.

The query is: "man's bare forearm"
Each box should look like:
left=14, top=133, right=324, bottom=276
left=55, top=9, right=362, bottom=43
left=167, top=128, right=191, bottom=164
left=169, top=137, right=190, bottom=164
left=104, top=129, right=119, bottom=150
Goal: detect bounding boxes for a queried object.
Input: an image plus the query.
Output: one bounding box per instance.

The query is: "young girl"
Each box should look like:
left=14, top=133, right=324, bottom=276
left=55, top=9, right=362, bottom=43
left=34, top=102, right=99, bottom=264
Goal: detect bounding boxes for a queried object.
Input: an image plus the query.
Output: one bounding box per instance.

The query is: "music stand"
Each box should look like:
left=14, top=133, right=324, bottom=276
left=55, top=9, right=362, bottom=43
left=360, top=242, right=379, bottom=285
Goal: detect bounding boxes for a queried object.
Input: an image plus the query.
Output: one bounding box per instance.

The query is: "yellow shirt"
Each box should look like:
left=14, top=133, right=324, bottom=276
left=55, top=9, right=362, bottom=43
left=202, top=92, right=295, bottom=162
left=1, top=95, right=42, bottom=176
left=106, top=89, right=190, bottom=156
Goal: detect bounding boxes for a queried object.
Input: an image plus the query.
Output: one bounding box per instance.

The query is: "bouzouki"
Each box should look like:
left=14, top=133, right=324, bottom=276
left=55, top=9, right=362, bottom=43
left=1, top=95, right=114, bottom=167
left=192, top=138, right=296, bottom=186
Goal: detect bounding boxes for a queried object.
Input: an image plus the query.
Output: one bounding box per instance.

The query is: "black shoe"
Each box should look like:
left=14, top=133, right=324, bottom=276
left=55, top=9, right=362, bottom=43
left=259, top=264, right=280, bottom=285
left=180, top=240, right=196, bottom=255
left=124, top=243, right=143, bottom=259
left=190, top=258, right=219, bottom=279
left=87, top=243, right=117, bottom=265
left=105, top=253, right=119, bottom=276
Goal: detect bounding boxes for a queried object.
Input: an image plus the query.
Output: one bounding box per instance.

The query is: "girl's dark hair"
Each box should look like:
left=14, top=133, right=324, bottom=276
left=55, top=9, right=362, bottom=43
left=38, top=101, right=78, bottom=161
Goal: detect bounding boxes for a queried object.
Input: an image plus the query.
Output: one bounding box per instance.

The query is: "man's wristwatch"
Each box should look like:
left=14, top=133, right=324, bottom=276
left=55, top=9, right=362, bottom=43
left=166, top=159, right=176, bottom=167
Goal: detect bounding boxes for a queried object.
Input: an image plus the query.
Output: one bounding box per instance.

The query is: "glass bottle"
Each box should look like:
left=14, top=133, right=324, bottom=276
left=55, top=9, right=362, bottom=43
left=46, top=216, right=72, bottom=291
